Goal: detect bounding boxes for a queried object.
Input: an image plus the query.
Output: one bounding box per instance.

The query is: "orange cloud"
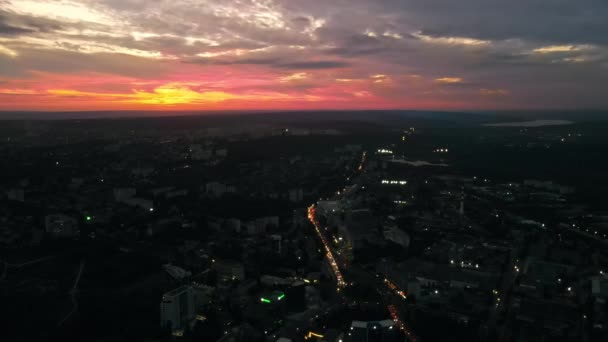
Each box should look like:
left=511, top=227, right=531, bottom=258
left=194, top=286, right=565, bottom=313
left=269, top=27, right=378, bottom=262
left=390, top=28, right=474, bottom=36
left=370, top=74, right=391, bottom=84
left=45, top=83, right=325, bottom=107
left=435, top=77, right=463, bottom=84
left=532, top=45, right=581, bottom=54
left=132, top=85, right=237, bottom=105
left=279, top=72, right=308, bottom=83
left=0, top=45, right=18, bottom=57
left=0, top=88, right=40, bottom=95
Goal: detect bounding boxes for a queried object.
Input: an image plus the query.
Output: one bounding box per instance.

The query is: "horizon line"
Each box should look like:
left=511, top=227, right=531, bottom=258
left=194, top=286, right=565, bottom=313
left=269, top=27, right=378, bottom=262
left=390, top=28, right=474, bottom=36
left=0, top=108, right=606, bottom=121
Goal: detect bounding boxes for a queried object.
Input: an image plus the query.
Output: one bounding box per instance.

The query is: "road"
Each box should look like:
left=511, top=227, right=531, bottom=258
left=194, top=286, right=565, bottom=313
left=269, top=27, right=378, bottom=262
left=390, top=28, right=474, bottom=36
left=307, top=205, right=347, bottom=288
left=305, top=150, right=419, bottom=341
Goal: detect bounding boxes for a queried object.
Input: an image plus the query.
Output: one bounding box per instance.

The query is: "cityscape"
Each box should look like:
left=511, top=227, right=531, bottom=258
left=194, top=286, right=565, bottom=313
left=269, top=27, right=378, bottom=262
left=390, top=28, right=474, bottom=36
left=1, top=0, right=608, bottom=341
left=1, top=112, right=607, bottom=341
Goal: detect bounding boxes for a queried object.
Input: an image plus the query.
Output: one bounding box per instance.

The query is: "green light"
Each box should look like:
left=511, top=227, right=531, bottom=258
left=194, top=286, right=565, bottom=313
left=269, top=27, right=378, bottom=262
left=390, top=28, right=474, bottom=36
left=86, top=216, right=92, bottom=221
left=277, top=294, right=285, bottom=301
left=260, top=298, right=271, bottom=303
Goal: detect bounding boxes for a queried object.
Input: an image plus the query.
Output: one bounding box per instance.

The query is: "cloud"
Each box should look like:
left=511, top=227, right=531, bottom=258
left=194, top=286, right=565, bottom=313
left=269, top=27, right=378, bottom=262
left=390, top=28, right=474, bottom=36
left=0, top=44, right=17, bottom=57
left=412, top=31, right=489, bottom=47
left=44, top=83, right=325, bottom=105
left=0, top=21, right=34, bottom=35
left=533, top=45, right=582, bottom=54
left=480, top=88, right=509, bottom=96
left=435, top=77, right=463, bottom=84
left=274, top=60, right=350, bottom=69
left=335, top=78, right=357, bottom=83
left=0, top=0, right=607, bottom=110
left=370, top=74, right=390, bottom=83
left=1, top=47, right=172, bottom=78
left=280, top=72, right=308, bottom=82
left=4, top=0, right=120, bottom=26
left=0, top=87, right=37, bottom=94
left=0, top=10, right=65, bottom=35
left=368, top=0, right=608, bottom=45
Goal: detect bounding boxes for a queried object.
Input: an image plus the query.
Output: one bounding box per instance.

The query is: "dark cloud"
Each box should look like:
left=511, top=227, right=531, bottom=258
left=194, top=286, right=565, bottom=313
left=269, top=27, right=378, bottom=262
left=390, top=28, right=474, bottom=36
left=324, top=34, right=387, bottom=57
left=274, top=60, right=350, bottom=69
left=367, top=0, right=608, bottom=45
left=0, top=10, right=64, bottom=35
left=290, top=16, right=311, bottom=30
left=0, top=47, right=172, bottom=78
left=282, top=0, right=608, bottom=47
left=187, top=56, right=349, bottom=70
left=0, top=21, right=34, bottom=35
left=186, top=57, right=280, bottom=66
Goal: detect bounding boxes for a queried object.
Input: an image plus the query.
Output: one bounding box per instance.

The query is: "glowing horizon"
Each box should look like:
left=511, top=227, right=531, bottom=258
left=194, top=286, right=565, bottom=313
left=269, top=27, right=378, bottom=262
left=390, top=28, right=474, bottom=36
left=0, top=0, right=607, bottom=112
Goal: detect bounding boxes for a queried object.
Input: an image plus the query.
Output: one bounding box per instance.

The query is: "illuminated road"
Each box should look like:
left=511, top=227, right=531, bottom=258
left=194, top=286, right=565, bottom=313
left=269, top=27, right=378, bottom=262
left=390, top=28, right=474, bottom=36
left=383, top=277, right=419, bottom=341
left=388, top=304, right=417, bottom=342
left=305, top=149, right=419, bottom=340
left=308, top=205, right=347, bottom=288
left=357, top=151, right=367, bottom=171
left=384, top=278, right=407, bottom=300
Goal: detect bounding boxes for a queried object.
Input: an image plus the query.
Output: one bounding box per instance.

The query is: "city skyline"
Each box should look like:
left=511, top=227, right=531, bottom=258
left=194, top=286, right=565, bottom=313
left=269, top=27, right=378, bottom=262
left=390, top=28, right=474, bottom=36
left=1, top=0, right=607, bottom=112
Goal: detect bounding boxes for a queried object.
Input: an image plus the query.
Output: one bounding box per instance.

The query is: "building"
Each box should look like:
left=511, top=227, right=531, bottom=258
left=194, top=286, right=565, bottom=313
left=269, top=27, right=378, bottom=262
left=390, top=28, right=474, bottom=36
left=271, top=234, right=282, bottom=254
left=214, top=260, right=245, bottom=282
left=524, top=179, right=575, bottom=194
left=258, top=290, right=287, bottom=316
left=131, top=167, right=154, bottom=178
left=215, top=148, right=228, bottom=157
left=192, top=284, right=215, bottom=309
left=591, top=275, right=608, bottom=303
left=286, top=281, right=306, bottom=312
left=163, top=264, right=192, bottom=281
left=260, top=275, right=290, bottom=287
left=259, top=290, right=286, bottom=305
left=189, top=144, right=212, bottom=160
left=122, top=197, right=154, bottom=212
left=340, top=209, right=379, bottom=250
left=317, top=200, right=340, bottom=213
left=383, top=225, right=410, bottom=248
left=225, top=218, right=241, bottom=233
left=350, top=320, right=399, bottom=342
left=242, top=221, right=259, bottom=235
left=113, top=187, right=136, bottom=201
left=289, top=188, right=303, bottom=202
left=45, top=214, right=79, bottom=238
left=5, top=188, right=24, bottom=202
left=160, top=285, right=196, bottom=334
left=205, top=182, right=236, bottom=198
left=246, top=216, right=279, bottom=235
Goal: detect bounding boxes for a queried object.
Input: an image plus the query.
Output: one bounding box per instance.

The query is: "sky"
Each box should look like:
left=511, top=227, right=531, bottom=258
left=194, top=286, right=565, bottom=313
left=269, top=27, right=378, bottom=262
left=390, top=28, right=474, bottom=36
left=0, top=0, right=607, bottom=112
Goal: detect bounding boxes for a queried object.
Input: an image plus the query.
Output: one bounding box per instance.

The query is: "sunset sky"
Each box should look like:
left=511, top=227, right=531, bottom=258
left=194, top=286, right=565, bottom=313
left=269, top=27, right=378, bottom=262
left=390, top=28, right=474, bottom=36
left=0, top=0, right=607, bottom=111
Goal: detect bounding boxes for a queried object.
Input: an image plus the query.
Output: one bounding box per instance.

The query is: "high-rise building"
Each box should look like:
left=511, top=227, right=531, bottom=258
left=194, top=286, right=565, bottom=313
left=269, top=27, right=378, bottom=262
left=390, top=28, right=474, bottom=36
left=160, top=285, right=196, bottom=334
left=459, top=186, right=465, bottom=215
left=271, top=234, right=282, bottom=254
